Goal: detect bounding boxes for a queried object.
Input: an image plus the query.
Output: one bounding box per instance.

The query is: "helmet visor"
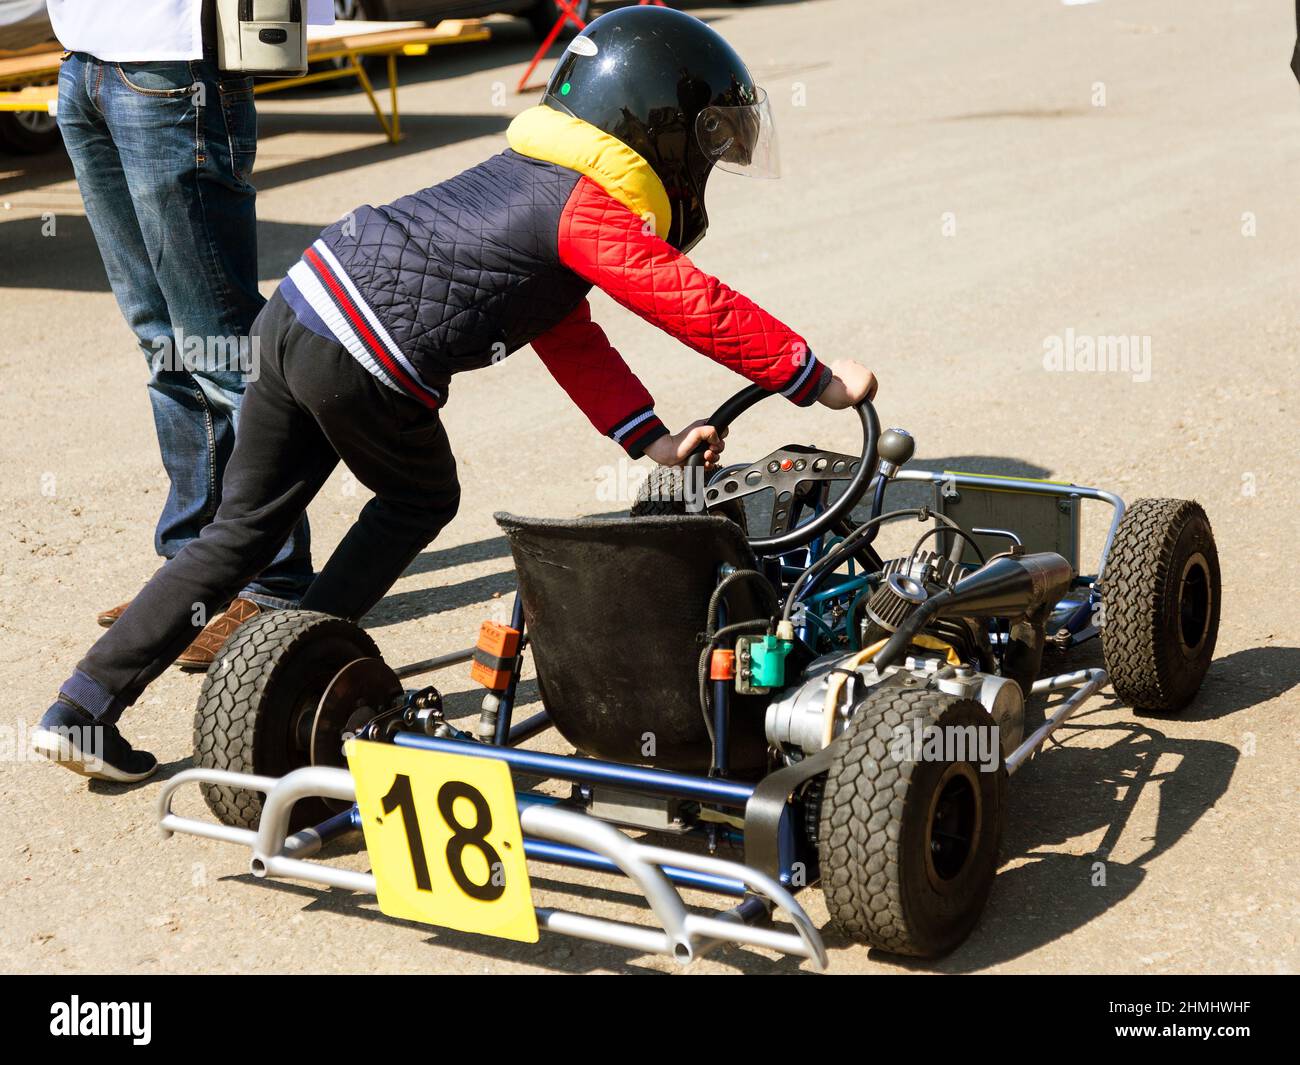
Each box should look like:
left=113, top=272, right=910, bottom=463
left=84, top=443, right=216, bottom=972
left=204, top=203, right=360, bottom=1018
left=695, top=87, right=779, bottom=179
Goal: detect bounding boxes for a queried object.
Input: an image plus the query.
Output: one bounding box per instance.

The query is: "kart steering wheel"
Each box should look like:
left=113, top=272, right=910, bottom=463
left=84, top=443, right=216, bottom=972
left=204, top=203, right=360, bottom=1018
left=688, top=383, right=880, bottom=555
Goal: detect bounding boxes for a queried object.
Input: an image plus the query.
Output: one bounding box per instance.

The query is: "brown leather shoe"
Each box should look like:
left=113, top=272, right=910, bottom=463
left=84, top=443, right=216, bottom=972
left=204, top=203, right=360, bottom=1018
left=97, top=601, right=130, bottom=628
left=175, top=598, right=263, bottom=673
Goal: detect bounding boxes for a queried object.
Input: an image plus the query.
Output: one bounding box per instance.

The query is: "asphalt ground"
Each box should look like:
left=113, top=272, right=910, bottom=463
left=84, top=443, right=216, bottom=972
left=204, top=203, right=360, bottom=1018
left=0, top=0, right=1296, bottom=973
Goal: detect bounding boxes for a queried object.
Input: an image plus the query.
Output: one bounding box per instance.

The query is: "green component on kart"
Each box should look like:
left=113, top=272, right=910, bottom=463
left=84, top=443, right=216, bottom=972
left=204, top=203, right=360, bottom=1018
left=743, top=631, right=790, bottom=691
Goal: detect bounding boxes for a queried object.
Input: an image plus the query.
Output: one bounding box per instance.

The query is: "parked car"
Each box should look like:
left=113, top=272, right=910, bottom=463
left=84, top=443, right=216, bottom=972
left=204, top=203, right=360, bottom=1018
left=334, top=0, right=592, bottom=41
left=0, top=0, right=59, bottom=153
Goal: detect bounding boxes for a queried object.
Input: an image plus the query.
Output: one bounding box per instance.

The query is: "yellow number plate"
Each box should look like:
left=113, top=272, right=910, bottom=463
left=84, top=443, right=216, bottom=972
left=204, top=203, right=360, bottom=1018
left=347, top=740, right=538, bottom=943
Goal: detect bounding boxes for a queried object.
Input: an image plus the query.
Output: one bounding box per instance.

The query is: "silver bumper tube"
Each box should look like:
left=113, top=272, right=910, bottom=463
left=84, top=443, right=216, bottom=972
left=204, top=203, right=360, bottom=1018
left=157, top=766, right=827, bottom=970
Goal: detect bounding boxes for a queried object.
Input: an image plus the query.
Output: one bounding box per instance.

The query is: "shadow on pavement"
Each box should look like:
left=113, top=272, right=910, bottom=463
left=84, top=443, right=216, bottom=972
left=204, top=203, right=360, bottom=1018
left=85, top=755, right=194, bottom=795
left=1175, top=644, right=1300, bottom=722
left=364, top=570, right=518, bottom=628
left=0, top=108, right=509, bottom=291
left=889, top=644, right=1297, bottom=972
left=400, top=533, right=512, bottom=576
left=368, top=511, right=624, bottom=629
left=0, top=212, right=327, bottom=291
left=251, top=109, right=510, bottom=192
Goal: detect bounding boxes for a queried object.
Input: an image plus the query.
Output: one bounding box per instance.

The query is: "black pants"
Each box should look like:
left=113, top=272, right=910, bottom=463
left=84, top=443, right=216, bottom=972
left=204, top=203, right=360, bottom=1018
left=75, top=292, right=460, bottom=718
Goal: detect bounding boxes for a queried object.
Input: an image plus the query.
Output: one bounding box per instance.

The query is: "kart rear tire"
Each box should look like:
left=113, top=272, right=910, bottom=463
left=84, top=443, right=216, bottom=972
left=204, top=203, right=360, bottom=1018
left=818, top=687, right=1005, bottom=958
left=1101, top=498, right=1220, bottom=713
left=193, top=609, right=382, bottom=830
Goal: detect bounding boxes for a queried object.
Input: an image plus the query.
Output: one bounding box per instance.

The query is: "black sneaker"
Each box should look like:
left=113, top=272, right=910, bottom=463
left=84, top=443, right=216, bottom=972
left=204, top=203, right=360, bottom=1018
left=32, top=700, right=158, bottom=783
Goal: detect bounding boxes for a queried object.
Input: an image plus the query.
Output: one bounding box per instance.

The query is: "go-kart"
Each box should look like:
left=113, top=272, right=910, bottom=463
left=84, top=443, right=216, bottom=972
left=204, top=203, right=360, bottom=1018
left=158, top=384, right=1221, bottom=967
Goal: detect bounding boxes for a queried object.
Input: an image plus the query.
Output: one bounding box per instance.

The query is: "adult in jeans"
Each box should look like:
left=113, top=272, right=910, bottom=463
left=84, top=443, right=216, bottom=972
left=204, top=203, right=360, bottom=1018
left=48, top=0, right=314, bottom=669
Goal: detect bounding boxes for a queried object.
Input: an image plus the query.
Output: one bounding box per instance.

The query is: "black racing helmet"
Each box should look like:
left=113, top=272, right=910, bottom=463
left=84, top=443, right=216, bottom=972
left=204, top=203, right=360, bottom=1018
left=542, top=6, right=778, bottom=253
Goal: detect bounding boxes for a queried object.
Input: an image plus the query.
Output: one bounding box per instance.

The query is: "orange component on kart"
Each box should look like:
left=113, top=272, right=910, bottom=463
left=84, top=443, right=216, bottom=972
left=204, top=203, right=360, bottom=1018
left=710, top=648, right=736, bottom=681
left=470, top=620, right=522, bottom=691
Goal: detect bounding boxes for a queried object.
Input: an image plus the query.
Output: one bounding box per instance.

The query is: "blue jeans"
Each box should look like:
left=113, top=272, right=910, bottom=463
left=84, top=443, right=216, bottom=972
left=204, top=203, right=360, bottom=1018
left=56, top=52, right=311, bottom=606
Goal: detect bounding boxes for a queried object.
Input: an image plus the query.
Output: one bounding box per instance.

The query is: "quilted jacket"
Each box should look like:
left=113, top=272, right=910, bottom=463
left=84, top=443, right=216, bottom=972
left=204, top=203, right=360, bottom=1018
left=279, top=104, right=831, bottom=457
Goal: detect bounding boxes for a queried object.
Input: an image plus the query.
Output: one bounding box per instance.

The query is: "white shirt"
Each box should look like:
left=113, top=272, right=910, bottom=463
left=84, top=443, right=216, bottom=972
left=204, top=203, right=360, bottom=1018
left=47, top=0, right=335, bottom=63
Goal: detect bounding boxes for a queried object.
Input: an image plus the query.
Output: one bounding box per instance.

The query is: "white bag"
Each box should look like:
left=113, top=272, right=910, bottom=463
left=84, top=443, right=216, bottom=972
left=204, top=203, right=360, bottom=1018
left=214, top=0, right=307, bottom=77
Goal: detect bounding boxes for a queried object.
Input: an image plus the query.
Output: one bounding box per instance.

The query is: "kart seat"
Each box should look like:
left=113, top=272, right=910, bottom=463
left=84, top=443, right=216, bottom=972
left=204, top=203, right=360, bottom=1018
left=495, top=512, right=774, bottom=773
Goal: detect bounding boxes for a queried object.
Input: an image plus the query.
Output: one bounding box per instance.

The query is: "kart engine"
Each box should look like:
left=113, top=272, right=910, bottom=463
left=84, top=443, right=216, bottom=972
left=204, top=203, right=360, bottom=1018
left=764, top=650, right=1026, bottom=759
left=861, top=549, right=961, bottom=642
left=766, top=549, right=1075, bottom=759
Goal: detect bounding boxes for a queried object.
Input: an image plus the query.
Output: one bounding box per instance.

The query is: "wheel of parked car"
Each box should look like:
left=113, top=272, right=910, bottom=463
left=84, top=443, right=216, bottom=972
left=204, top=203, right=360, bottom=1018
left=329, top=0, right=382, bottom=74
left=817, top=686, right=1006, bottom=957
left=1101, top=497, right=1220, bottom=713
left=0, top=108, right=62, bottom=155
left=193, top=609, right=392, bottom=831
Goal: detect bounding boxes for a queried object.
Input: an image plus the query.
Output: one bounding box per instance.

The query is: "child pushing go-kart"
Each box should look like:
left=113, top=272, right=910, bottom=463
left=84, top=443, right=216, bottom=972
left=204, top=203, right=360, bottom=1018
left=33, top=6, right=877, bottom=783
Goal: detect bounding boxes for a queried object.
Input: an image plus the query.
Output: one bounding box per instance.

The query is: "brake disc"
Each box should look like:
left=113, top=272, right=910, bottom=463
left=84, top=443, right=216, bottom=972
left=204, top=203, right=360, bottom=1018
left=311, top=657, right=404, bottom=771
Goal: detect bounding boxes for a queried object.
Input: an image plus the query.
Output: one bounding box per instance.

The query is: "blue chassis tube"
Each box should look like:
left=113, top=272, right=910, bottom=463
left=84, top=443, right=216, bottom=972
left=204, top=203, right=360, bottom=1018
left=391, top=731, right=755, bottom=807
left=304, top=740, right=761, bottom=897
left=385, top=735, right=760, bottom=897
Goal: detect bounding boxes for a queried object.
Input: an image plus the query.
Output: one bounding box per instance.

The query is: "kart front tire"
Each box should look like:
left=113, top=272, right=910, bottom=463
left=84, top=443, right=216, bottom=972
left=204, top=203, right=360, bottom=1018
left=818, top=687, right=1005, bottom=958
left=630, top=466, right=747, bottom=528
left=1101, top=498, right=1220, bottom=713
left=193, top=609, right=381, bottom=830
left=630, top=465, right=691, bottom=516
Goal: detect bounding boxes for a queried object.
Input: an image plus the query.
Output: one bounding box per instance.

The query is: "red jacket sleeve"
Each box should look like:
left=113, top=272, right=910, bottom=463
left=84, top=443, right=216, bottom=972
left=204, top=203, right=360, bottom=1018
left=531, top=298, right=669, bottom=458
left=557, top=177, right=832, bottom=407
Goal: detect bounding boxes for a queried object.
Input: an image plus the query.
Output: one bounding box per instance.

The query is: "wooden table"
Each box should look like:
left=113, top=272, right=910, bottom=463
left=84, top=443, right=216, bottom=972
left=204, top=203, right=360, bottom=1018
left=0, top=19, right=492, bottom=145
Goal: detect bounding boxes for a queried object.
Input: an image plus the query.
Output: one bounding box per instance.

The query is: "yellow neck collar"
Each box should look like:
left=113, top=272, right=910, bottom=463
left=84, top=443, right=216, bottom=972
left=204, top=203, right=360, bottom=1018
left=507, top=105, right=671, bottom=241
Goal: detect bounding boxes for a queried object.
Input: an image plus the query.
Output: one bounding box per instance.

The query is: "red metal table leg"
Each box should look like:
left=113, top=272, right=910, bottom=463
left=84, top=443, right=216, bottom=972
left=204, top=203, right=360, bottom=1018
left=515, top=0, right=586, bottom=93
left=515, top=0, right=668, bottom=94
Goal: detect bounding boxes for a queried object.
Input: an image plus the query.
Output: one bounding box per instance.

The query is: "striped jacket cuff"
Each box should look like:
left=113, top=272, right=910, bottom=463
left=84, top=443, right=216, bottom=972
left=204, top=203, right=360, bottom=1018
left=782, top=354, right=832, bottom=407
left=610, top=406, right=669, bottom=458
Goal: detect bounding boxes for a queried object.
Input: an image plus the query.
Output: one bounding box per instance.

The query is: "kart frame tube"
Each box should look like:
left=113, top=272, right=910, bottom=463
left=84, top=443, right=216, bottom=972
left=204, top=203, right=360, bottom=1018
left=713, top=592, right=730, bottom=776
left=514, top=791, right=750, bottom=896
left=493, top=593, right=527, bottom=745
left=393, top=646, right=475, bottom=680
left=392, top=731, right=755, bottom=808
left=891, top=469, right=1126, bottom=581
left=1005, top=668, right=1108, bottom=774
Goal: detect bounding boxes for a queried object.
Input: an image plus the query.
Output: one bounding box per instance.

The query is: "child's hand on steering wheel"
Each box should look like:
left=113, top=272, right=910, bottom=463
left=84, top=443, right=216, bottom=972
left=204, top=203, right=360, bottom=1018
left=646, top=421, right=727, bottom=468
left=818, top=359, right=878, bottom=410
